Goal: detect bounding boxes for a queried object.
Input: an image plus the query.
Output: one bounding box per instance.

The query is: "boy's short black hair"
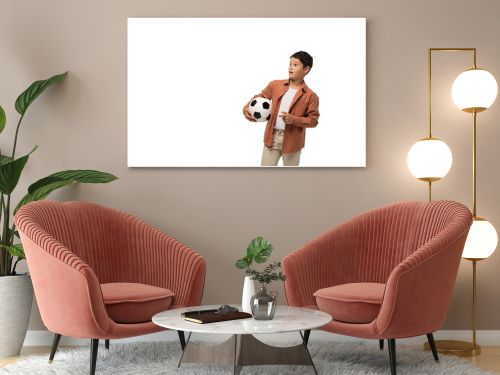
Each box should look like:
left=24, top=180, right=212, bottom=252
left=290, top=51, right=313, bottom=69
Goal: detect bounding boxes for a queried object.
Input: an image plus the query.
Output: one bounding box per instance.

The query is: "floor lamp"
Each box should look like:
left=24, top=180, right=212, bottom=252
left=407, top=48, right=498, bottom=356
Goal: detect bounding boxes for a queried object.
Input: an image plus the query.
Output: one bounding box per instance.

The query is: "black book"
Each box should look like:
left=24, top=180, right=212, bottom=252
left=181, top=309, right=219, bottom=318
left=183, top=311, right=252, bottom=324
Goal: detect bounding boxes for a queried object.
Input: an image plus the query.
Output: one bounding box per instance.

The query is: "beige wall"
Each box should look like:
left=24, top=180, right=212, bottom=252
left=2, top=0, right=500, bottom=331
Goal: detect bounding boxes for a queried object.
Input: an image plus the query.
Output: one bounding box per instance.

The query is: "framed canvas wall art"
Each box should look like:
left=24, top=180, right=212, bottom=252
left=128, top=18, right=366, bottom=167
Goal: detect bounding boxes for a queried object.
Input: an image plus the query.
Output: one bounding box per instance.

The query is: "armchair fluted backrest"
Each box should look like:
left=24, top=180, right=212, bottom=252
left=283, top=200, right=473, bottom=312
left=16, top=201, right=206, bottom=336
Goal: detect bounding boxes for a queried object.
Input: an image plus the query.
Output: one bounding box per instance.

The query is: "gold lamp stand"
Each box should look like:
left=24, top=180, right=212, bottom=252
left=421, top=48, right=495, bottom=357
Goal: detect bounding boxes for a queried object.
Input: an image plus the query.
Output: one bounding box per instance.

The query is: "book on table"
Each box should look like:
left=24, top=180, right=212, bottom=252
left=182, top=309, right=252, bottom=324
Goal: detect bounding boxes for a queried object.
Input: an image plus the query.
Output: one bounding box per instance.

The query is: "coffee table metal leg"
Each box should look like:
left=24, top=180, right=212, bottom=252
left=303, top=329, right=311, bottom=347
left=177, top=330, right=186, bottom=350
left=300, top=330, right=318, bottom=375
left=177, top=332, right=192, bottom=368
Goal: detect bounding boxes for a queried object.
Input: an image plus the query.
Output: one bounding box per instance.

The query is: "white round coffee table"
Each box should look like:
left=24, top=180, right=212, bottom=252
left=153, top=305, right=331, bottom=375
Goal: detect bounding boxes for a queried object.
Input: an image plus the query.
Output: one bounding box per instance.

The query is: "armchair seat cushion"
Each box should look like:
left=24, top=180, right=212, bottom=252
left=102, top=283, right=174, bottom=324
left=314, top=283, right=385, bottom=324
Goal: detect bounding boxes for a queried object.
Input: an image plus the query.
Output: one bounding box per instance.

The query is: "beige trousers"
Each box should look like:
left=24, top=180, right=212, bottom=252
left=261, top=129, right=301, bottom=167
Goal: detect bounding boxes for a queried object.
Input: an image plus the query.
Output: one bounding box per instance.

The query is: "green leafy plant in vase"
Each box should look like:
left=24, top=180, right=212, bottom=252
left=0, top=72, right=117, bottom=358
left=235, top=237, right=286, bottom=319
left=235, top=236, right=272, bottom=313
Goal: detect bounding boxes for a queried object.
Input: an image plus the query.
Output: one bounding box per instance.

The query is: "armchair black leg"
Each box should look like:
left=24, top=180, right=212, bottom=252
left=388, top=339, right=396, bottom=375
left=177, top=330, right=186, bottom=350
left=303, top=329, right=311, bottom=347
left=48, top=333, right=62, bottom=363
left=90, top=339, right=99, bottom=375
left=426, top=333, right=439, bottom=362
left=105, top=339, right=110, bottom=350
left=379, top=339, right=384, bottom=350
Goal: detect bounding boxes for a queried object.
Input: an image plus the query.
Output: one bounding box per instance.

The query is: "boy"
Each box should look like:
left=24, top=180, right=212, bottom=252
left=243, top=51, right=320, bottom=166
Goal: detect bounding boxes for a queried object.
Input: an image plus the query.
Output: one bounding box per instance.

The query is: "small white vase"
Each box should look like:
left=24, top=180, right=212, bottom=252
left=241, top=275, right=255, bottom=313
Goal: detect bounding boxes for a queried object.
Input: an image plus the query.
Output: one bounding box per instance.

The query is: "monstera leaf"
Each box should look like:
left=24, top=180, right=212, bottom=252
left=235, top=236, right=274, bottom=270
left=246, top=236, right=273, bottom=263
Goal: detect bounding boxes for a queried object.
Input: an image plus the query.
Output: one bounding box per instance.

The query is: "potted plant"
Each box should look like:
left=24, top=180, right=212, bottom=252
left=235, top=237, right=273, bottom=312
left=0, top=72, right=117, bottom=358
left=235, top=237, right=286, bottom=318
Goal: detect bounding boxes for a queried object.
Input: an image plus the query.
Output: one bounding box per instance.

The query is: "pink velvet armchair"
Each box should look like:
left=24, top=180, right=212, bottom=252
left=15, top=200, right=206, bottom=375
left=283, top=200, right=472, bottom=375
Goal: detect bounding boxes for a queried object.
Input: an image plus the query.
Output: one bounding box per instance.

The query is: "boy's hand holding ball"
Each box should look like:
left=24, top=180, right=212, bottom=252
left=243, top=107, right=256, bottom=122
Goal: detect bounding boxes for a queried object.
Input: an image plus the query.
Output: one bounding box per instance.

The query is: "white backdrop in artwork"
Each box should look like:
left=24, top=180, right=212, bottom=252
left=128, top=18, right=366, bottom=167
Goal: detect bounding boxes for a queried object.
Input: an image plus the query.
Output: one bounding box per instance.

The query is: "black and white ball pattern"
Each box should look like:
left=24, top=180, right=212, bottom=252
left=249, top=97, right=272, bottom=122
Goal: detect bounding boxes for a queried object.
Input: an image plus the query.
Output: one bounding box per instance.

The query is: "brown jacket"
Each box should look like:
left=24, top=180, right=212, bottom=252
left=244, top=79, right=320, bottom=154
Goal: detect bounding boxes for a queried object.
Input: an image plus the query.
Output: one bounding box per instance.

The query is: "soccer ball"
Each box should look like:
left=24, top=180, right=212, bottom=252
left=248, top=97, right=272, bottom=122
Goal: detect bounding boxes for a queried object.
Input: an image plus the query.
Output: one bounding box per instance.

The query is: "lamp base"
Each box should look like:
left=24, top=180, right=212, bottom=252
left=424, top=340, right=481, bottom=357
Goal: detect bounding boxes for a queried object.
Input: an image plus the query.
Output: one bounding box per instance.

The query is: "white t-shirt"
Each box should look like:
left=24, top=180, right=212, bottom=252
left=274, top=88, right=298, bottom=130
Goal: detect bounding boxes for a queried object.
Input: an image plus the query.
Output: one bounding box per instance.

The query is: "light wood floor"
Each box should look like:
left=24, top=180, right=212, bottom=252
left=2, top=345, right=500, bottom=372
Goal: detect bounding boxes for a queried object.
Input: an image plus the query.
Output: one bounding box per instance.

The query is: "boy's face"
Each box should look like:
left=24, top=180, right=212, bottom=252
left=288, top=57, right=310, bottom=81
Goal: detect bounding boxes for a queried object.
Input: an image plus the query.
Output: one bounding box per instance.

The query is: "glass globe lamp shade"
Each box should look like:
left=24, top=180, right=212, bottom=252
left=462, top=218, right=498, bottom=259
left=452, top=69, right=498, bottom=113
left=407, top=138, right=453, bottom=181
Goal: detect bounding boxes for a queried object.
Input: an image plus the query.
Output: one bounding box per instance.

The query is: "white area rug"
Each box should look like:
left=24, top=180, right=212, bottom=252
left=0, top=341, right=495, bottom=374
